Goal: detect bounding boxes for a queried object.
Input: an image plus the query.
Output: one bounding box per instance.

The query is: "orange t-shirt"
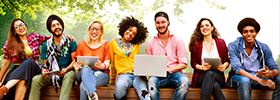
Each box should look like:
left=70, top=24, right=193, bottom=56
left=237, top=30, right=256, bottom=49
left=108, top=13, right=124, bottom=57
left=75, top=40, right=110, bottom=75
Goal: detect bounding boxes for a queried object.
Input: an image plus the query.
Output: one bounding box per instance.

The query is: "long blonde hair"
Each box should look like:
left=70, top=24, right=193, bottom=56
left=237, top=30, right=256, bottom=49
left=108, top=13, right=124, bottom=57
left=84, top=21, right=106, bottom=44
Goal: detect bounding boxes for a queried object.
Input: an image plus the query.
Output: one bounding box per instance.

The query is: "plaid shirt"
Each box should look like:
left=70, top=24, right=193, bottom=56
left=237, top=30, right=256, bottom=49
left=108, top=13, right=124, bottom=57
left=3, top=33, right=50, bottom=64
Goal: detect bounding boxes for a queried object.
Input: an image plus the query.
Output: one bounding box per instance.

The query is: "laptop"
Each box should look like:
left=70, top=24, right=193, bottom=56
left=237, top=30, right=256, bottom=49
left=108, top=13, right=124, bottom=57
left=134, top=54, right=167, bottom=77
left=77, top=56, right=99, bottom=67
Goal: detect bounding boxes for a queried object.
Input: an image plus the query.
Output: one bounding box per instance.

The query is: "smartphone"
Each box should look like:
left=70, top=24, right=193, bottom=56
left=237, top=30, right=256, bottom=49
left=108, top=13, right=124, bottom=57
left=257, top=68, right=266, bottom=73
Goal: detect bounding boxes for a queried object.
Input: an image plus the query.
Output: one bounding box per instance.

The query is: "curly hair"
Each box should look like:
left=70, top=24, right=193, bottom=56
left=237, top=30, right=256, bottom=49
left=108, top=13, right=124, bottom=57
left=118, top=16, right=148, bottom=44
left=188, top=18, right=220, bottom=52
left=237, top=17, right=260, bottom=34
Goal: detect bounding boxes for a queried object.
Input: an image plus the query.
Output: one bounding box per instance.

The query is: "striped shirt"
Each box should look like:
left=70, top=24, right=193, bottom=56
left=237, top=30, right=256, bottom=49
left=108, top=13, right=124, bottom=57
left=242, top=41, right=260, bottom=75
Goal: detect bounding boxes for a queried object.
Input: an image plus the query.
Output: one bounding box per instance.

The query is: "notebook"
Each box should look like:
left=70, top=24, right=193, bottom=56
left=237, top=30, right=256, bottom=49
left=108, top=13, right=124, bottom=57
left=77, top=56, right=99, bottom=67
left=134, top=54, right=167, bottom=77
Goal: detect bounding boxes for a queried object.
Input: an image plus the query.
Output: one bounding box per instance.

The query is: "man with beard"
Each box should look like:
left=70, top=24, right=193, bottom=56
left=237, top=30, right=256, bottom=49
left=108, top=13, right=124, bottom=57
left=146, top=11, right=190, bottom=100
left=29, top=15, right=77, bottom=100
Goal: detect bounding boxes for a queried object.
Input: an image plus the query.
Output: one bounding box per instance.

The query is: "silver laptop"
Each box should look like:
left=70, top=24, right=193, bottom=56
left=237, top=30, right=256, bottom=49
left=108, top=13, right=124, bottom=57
left=77, top=56, right=99, bottom=67
left=134, top=54, right=167, bottom=77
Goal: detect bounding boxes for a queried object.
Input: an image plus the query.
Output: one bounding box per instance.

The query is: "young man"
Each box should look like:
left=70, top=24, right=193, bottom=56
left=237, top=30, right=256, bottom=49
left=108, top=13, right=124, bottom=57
left=146, top=11, right=190, bottom=100
left=29, top=15, right=77, bottom=100
left=227, top=17, right=280, bottom=100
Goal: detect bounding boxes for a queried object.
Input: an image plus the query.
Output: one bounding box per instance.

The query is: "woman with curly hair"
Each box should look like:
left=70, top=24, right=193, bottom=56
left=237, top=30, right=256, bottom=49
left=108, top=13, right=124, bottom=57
left=189, top=18, right=229, bottom=100
left=109, top=16, right=150, bottom=100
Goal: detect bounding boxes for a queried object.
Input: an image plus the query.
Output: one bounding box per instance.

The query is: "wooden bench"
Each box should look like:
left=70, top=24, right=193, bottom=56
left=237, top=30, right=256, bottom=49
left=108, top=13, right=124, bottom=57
left=40, top=73, right=274, bottom=100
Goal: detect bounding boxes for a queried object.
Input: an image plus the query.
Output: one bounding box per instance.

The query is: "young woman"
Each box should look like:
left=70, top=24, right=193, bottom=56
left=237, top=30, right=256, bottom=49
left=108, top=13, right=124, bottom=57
left=109, top=16, right=150, bottom=100
left=0, top=19, right=50, bottom=100
left=189, top=18, right=229, bottom=100
left=73, top=21, right=110, bottom=100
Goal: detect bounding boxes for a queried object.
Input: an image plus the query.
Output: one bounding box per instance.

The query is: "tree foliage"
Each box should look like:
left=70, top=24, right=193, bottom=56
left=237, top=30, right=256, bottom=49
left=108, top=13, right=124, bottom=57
left=0, top=0, right=225, bottom=21
left=0, top=0, right=226, bottom=71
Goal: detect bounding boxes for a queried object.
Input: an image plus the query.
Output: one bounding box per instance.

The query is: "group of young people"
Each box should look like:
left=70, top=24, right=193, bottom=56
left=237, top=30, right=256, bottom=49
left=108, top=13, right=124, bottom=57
left=0, top=11, right=279, bottom=100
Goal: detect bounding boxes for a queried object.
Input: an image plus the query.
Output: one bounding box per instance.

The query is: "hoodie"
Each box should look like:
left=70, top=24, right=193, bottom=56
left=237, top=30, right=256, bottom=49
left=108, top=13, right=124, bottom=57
left=226, top=37, right=278, bottom=87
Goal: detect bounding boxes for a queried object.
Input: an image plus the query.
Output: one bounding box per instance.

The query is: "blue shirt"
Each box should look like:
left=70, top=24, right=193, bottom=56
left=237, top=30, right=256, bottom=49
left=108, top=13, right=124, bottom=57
left=41, top=38, right=77, bottom=70
left=242, top=41, right=260, bottom=75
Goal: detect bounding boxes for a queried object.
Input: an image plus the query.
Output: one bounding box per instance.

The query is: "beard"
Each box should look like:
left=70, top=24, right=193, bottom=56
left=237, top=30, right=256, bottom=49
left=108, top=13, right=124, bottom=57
left=52, top=32, right=62, bottom=37
left=52, top=28, right=63, bottom=37
left=157, top=27, right=168, bottom=35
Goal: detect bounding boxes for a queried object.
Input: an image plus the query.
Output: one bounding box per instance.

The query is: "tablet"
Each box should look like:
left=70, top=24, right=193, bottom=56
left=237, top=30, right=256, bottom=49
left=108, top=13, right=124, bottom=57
left=77, top=56, right=99, bottom=67
left=204, top=57, right=221, bottom=70
left=43, top=70, right=61, bottom=74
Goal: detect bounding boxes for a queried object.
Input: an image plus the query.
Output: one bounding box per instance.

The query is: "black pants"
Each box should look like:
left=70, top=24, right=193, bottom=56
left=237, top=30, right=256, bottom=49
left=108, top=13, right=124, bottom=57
left=197, top=70, right=226, bottom=100
left=1, top=59, right=41, bottom=100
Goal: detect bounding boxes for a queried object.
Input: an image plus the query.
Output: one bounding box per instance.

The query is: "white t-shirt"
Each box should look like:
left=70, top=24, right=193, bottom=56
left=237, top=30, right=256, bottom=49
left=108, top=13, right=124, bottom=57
left=201, top=40, right=220, bottom=64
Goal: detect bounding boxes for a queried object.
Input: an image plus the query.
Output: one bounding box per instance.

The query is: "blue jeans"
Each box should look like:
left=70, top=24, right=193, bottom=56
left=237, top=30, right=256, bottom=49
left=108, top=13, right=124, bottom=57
left=76, top=67, right=109, bottom=100
left=115, top=73, right=150, bottom=100
left=148, top=72, right=190, bottom=100
left=232, top=75, right=280, bottom=100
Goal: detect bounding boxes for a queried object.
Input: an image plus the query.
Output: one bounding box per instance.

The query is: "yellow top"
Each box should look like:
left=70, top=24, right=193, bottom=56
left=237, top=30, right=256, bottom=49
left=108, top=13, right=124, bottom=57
left=109, top=39, right=139, bottom=83
left=24, top=45, right=33, bottom=58
left=14, top=45, right=33, bottom=65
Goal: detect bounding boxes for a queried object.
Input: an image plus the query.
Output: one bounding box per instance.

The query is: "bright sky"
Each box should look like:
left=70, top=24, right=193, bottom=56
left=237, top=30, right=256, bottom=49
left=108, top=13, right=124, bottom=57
left=140, top=0, right=280, bottom=59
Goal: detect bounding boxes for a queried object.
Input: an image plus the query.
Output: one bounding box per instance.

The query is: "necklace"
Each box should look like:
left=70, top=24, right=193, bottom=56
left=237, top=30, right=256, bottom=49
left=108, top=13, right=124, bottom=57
left=204, top=41, right=213, bottom=57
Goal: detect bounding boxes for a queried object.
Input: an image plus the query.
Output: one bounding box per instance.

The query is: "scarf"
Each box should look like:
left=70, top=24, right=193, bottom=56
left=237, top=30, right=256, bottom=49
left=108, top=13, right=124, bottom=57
left=43, top=34, right=70, bottom=91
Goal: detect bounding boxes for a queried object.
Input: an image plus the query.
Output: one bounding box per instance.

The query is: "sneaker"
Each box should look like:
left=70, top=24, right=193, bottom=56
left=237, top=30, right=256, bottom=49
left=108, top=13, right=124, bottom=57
left=88, top=92, right=98, bottom=100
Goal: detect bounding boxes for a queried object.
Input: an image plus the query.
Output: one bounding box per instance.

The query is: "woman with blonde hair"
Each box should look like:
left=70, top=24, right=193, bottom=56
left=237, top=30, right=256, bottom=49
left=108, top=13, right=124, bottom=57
left=74, top=20, right=110, bottom=100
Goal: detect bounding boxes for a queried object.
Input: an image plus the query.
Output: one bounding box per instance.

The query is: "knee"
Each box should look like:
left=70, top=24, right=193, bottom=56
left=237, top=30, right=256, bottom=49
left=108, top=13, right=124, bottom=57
left=237, top=76, right=251, bottom=87
left=148, top=77, right=159, bottom=92
left=63, top=71, right=76, bottom=81
left=17, top=80, right=26, bottom=86
left=213, top=81, right=221, bottom=89
left=80, top=67, right=92, bottom=73
left=205, top=70, right=216, bottom=77
left=32, top=75, right=43, bottom=83
left=148, top=77, right=158, bottom=86
left=178, top=77, right=190, bottom=90
left=115, top=80, right=128, bottom=90
left=30, top=75, right=44, bottom=88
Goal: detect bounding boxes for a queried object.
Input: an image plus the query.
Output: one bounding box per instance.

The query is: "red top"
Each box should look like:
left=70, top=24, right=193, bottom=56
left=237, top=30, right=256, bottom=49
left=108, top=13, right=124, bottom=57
left=190, top=38, right=229, bottom=88
left=75, top=40, right=110, bottom=75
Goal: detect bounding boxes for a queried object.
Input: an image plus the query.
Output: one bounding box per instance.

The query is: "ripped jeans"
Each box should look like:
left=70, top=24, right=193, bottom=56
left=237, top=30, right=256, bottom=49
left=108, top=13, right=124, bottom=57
left=148, top=72, right=190, bottom=100
left=115, top=73, right=150, bottom=100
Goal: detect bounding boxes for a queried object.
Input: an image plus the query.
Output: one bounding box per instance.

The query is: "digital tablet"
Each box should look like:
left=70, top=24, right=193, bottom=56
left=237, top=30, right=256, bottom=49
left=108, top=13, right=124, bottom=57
left=43, top=70, right=61, bottom=74
left=77, top=56, right=99, bottom=67
left=204, top=57, right=221, bottom=70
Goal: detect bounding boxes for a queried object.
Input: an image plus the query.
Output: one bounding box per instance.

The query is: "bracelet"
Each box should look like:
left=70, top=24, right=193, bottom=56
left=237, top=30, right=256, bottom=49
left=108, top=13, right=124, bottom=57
left=272, top=70, right=276, bottom=77
left=103, top=63, right=107, bottom=70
